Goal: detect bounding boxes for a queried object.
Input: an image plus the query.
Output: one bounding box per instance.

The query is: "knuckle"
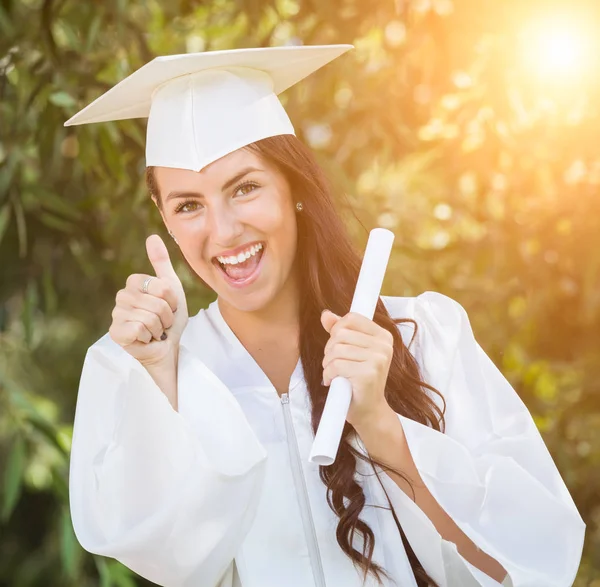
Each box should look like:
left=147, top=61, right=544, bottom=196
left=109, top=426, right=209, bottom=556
left=347, top=313, right=360, bottom=326
left=386, top=344, right=394, bottom=360
left=154, top=280, right=169, bottom=298
left=115, top=288, right=127, bottom=304
left=158, top=299, right=174, bottom=327
left=149, top=313, right=162, bottom=331
left=109, top=325, right=125, bottom=346
left=340, top=327, right=351, bottom=339
left=125, top=274, right=139, bottom=288
left=385, top=329, right=394, bottom=345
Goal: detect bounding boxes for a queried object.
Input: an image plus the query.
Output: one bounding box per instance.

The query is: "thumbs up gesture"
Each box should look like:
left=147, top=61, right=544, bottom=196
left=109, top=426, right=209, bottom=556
left=109, top=234, right=189, bottom=367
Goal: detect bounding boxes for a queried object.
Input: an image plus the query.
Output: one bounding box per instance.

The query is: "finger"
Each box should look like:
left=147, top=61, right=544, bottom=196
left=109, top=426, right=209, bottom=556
left=128, top=320, right=154, bottom=344
left=332, top=312, right=382, bottom=337
left=146, top=234, right=180, bottom=282
left=324, top=328, right=373, bottom=356
left=322, top=358, right=364, bottom=386
left=146, top=234, right=172, bottom=278
left=125, top=308, right=165, bottom=341
left=111, top=321, right=153, bottom=346
left=128, top=293, right=175, bottom=330
left=321, top=310, right=341, bottom=333
left=124, top=276, right=178, bottom=313
left=323, top=343, right=368, bottom=370
left=325, top=329, right=392, bottom=359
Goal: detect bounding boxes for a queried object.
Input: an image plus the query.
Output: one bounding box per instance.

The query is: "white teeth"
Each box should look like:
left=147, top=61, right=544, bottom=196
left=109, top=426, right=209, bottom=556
left=217, top=243, right=263, bottom=265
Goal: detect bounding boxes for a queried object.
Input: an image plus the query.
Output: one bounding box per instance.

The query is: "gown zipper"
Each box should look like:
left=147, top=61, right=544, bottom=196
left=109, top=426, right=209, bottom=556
left=281, top=392, right=327, bottom=587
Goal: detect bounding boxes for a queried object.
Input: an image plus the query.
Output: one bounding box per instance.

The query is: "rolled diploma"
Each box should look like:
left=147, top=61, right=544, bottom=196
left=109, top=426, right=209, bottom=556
left=309, top=228, right=395, bottom=466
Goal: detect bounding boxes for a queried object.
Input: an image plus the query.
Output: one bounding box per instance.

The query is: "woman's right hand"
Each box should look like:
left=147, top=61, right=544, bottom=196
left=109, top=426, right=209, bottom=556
left=109, top=234, right=189, bottom=367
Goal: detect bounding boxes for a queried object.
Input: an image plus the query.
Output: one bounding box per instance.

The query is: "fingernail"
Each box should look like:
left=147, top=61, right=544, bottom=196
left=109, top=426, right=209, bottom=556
left=160, top=332, right=167, bottom=340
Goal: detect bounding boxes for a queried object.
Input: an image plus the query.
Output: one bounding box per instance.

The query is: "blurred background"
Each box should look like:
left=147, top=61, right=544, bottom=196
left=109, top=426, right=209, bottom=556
left=1, top=0, right=599, bottom=585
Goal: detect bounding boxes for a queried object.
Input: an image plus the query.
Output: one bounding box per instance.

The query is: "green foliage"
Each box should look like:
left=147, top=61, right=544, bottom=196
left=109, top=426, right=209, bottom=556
left=1, top=0, right=598, bottom=584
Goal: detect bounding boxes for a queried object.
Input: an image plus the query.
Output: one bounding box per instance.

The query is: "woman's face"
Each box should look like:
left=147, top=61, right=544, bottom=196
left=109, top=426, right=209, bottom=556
left=153, top=148, right=299, bottom=313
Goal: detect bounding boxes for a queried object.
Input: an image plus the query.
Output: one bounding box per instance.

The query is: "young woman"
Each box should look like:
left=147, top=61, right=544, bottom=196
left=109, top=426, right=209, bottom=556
left=68, top=46, right=585, bottom=587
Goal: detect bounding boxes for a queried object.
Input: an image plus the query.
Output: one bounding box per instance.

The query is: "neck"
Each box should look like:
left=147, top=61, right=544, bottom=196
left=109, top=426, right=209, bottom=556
left=217, top=275, right=300, bottom=350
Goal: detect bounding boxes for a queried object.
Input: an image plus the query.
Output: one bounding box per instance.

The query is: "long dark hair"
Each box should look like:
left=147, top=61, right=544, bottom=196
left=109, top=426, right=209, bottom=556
left=147, top=135, right=445, bottom=586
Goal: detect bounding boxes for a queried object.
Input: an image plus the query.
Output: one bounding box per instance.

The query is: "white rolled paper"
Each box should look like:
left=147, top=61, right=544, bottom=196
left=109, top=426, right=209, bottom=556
left=309, top=228, right=395, bottom=466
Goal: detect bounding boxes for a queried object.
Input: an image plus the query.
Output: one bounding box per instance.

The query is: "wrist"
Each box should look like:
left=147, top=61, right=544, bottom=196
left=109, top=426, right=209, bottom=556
left=141, top=349, right=179, bottom=411
left=352, top=400, right=397, bottom=436
left=141, top=344, right=179, bottom=370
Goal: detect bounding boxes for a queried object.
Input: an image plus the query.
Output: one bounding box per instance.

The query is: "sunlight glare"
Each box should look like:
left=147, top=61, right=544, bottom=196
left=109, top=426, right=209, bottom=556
left=525, top=18, right=589, bottom=79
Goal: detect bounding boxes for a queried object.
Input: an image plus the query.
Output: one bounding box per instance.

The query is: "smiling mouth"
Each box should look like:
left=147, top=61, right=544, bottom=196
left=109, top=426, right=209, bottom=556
left=212, top=243, right=266, bottom=280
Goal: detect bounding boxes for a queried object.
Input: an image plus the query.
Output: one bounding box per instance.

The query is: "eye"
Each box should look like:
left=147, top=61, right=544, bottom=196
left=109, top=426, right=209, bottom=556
left=174, top=199, right=202, bottom=214
left=234, top=181, right=259, bottom=197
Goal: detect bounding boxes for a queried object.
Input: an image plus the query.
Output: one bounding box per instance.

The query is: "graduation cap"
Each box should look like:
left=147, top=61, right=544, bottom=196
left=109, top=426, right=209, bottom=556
left=64, top=45, right=353, bottom=172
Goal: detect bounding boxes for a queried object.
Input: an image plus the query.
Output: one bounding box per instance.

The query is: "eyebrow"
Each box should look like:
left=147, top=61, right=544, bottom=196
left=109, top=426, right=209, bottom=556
left=165, top=166, right=264, bottom=202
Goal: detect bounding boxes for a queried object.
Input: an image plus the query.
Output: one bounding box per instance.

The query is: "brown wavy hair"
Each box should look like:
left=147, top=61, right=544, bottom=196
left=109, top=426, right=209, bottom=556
left=147, top=135, right=446, bottom=586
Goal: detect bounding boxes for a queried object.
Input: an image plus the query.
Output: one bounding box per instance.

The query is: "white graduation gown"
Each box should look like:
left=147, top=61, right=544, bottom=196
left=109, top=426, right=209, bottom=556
left=69, top=291, right=585, bottom=587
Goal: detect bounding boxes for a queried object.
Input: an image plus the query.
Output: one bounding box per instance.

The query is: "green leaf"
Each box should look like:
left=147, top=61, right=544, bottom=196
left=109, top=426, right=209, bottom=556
left=42, top=264, right=58, bottom=315
left=107, top=560, right=137, bottom=587
left=35, top=187, right=83, bottom=222
left=27, top=413, right=66, bottom=455
left=1, top=435, right=26, bottom=522
left=95, top=557, right=112, bottom=587
left=21, top=281, right=38, bottom=347
left=0, top=204, right=11, bottom=247
left=12, top=193, right=27, bottom=257
left=85, top=14, right=103, bottom=52
left=49, top=91, right=77, bottom=109
left=60, top=507, right=80, bottom=578
left=0, top=150, right=20, bottom=198
left=99, top=126, right=123, bottom=178
left=38, top=211, right=76, bottom=233
left=0, top=4, right=12, bottom=38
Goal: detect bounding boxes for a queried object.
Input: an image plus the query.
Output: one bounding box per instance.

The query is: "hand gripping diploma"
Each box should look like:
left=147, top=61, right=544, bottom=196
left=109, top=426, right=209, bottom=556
left=309, top=228, right=394, bottom=465
left=109, top=234, right=188, bottom=366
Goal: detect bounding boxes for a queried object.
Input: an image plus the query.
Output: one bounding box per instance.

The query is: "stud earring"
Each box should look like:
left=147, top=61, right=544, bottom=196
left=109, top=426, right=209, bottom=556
left=295, top=201, right=303, bottom=212
left=169, top=230, right=179, bottom=245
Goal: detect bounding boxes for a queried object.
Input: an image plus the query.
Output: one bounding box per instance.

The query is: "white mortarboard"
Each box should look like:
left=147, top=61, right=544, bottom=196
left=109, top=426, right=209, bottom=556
left=64, top=45, right=353, bottom=172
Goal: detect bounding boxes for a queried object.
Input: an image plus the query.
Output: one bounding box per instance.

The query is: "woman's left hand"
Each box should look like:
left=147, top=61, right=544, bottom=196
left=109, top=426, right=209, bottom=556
left=320, top=309, right=394, bottom=430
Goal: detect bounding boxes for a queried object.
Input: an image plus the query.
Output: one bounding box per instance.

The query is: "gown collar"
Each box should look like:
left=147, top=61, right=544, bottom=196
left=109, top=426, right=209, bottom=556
left=205, top=298, right=305, bottom=392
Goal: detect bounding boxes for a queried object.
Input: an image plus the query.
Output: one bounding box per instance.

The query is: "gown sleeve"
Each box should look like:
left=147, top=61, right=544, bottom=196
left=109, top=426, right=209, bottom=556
left=378, top=291, right=586, bottom=587
left=68, top=331, right=267, bottom=587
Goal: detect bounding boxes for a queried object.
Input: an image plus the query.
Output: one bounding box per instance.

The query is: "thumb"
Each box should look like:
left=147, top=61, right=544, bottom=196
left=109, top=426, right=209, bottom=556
left=146, top=234, right=179, bottom=282
left=320, top=309, right=341, bottom=333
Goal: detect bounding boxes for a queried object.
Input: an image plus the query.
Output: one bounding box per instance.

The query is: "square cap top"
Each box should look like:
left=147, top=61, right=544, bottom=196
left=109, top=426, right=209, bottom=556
left=64, top=44, right=353, bottom=171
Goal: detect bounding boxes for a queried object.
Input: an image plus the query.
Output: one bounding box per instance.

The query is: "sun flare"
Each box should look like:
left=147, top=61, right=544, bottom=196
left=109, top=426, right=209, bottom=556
left=523, top=17, right=591, bottom=79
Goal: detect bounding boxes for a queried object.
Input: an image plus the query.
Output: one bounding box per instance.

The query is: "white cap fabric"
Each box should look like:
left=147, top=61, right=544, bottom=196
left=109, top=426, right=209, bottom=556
left=64, top=45, right=353, bottom=172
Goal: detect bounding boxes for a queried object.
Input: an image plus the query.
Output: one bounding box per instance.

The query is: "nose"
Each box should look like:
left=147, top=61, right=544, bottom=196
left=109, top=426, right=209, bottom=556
left=207, top=202, right=244, bottom=248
